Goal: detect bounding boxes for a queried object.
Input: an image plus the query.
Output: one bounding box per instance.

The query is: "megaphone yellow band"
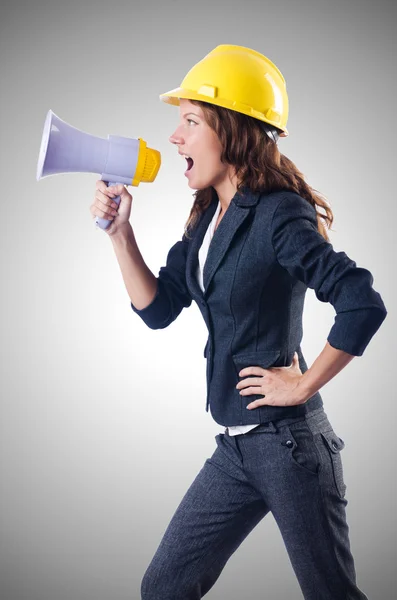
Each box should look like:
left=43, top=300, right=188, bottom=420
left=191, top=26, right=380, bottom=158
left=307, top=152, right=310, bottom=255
left=131, top=138, right=147, bottom=186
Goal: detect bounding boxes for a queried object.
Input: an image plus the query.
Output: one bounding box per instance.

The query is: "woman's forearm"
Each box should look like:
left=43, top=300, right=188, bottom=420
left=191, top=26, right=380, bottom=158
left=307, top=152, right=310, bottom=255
left=297, top=341, right=356, bottom=403
left=108, top=223, right=158, bottom=310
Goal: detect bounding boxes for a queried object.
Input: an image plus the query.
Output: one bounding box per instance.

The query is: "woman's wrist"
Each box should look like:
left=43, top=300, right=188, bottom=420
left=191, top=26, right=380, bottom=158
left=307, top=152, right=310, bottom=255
left=108, top=222, right=134, bottom=243
left=295, top=341, right=355, bottom=404
left=294, top=377, right=316, bottom=404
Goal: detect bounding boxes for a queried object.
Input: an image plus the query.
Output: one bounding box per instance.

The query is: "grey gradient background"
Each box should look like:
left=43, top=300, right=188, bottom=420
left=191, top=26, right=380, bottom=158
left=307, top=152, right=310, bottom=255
left=0, top=0, right=396, bottom=598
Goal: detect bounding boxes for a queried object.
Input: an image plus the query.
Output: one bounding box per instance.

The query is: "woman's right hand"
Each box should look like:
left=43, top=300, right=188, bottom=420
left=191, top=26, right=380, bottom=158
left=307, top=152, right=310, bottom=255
left=90, top=180, right=133, bottom=236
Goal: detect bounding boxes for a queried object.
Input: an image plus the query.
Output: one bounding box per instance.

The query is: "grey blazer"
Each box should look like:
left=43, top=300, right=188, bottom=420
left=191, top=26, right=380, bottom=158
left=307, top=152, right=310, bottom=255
left=130, top=187, right=387, bottom=426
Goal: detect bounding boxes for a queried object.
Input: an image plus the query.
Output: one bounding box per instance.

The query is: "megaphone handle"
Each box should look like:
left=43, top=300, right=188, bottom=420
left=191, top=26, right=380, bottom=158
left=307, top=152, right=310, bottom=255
left=95, top=180, right=122, bottom=230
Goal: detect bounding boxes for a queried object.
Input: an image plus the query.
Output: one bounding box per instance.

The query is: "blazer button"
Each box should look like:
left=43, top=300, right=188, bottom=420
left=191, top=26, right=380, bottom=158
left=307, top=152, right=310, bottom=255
left=331, top=440, right=338, bottom=450
left=286, top=440, right=293, bottom=448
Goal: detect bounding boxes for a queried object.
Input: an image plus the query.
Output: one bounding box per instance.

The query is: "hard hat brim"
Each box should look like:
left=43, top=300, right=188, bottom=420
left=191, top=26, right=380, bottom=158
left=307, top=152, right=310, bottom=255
left=159, top=88, right=211, bottom=106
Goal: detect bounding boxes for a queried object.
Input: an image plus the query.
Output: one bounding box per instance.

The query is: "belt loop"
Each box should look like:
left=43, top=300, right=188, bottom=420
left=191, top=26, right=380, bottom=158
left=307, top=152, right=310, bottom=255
left=251, top=421, right=278, bottom=434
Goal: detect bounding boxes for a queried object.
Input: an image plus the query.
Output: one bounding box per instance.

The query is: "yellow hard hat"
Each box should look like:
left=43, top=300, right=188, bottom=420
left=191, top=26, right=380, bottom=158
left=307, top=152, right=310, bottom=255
left=159, top=44, right=289, bottom=137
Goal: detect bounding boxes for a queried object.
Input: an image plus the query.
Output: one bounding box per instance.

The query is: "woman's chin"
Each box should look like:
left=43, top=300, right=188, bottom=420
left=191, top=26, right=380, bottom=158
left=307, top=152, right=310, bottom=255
left=185, top=173, right=199, bottom=188
left=187, top=179, right=205, bottom=191
left=185, top=173, right=209, bottom=190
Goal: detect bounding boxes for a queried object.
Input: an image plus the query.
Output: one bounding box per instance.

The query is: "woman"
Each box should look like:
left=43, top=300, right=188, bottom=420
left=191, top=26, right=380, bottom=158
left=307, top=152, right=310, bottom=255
left=90, top=45, right=386, bottom=599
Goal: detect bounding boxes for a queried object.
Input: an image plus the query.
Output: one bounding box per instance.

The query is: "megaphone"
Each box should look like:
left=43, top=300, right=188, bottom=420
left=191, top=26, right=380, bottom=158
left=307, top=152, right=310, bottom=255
left=36, top=110, right=161, bottom=230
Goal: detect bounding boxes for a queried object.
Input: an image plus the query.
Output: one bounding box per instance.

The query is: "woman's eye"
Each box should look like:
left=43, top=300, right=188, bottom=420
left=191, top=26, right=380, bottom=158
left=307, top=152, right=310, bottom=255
left=187, top=119, right=197, bottom=125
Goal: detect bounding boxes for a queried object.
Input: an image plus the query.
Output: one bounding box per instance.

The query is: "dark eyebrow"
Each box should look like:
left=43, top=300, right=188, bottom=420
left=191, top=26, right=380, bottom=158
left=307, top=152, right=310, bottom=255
left=182, top=112, right=201, bottom=119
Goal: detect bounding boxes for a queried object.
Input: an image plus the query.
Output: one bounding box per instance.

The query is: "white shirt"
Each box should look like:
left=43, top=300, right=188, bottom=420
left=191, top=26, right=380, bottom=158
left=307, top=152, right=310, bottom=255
left=196, top=199, right=260, bottom=436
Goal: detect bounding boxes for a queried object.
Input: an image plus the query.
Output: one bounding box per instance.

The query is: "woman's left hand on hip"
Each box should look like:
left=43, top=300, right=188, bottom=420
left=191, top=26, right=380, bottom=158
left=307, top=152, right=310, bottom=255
left=236, top=352, right=307, bottom=408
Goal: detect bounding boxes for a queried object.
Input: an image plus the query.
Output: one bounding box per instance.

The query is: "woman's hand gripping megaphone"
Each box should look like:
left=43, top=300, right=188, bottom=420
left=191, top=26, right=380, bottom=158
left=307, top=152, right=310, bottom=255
left=90, top=180, right=133, bottom=236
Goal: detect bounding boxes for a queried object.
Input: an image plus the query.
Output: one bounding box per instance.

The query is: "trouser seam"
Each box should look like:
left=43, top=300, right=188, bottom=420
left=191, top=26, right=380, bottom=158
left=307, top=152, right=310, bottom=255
left=318, top=478, right=351, bottom=599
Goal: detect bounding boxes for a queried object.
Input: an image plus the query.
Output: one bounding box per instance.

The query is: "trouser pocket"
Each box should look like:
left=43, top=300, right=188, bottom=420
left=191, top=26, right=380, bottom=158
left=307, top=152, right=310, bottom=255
left=283, top=420, right=321, bottom=476
left=319, top=429, right=347, bottom=499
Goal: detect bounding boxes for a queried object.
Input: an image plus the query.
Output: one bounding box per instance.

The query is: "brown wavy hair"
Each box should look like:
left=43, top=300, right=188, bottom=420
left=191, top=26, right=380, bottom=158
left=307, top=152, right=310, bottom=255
left=183, top=100, right=334, bottom=242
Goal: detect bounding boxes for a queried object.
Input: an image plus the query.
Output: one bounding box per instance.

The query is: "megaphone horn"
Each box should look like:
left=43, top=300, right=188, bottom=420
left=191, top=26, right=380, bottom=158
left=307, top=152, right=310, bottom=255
left=36, top=110, right=161, bottom=230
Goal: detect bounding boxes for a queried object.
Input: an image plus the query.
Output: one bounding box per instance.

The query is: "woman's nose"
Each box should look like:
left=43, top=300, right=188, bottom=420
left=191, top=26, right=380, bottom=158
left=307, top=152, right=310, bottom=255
left=169, top=126, right=184, bottom=145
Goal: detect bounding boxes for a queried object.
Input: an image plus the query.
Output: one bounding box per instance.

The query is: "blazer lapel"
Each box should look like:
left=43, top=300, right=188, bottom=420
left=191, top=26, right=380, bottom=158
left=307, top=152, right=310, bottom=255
left=186, top=186, right=260, bottom=301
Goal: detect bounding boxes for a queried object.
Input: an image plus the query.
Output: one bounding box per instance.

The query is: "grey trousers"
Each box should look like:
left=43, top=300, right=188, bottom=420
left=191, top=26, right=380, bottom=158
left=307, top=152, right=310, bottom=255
left=141, top=407, right=369, bottom=599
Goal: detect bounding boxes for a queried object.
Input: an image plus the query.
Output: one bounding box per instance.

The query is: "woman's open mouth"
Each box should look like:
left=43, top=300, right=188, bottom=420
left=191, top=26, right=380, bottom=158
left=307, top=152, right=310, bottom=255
left=185, top=157, right=194, bottom=176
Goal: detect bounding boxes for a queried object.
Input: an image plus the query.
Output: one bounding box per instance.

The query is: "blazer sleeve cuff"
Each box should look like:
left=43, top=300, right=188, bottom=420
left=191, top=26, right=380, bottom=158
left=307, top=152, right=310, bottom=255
left=327, top=306, right=387, bottom=356
left=130, top=279, right=173, bottom=329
